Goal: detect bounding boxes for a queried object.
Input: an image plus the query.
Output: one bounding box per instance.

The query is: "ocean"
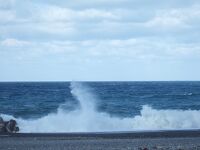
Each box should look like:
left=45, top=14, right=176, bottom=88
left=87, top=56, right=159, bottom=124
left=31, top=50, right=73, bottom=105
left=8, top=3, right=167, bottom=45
left=0, top=81, right=200, bottom=133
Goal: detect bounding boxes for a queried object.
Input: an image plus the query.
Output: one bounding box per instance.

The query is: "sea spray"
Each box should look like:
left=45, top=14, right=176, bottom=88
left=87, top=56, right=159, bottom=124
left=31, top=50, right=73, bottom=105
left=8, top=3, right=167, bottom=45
left=70, top=82, right=96, bottom=113
left=132, top=105, right=200, bottom=129
left=2, top=82, right=200, bottom=132
left=13, top=82, right=132, bottom=132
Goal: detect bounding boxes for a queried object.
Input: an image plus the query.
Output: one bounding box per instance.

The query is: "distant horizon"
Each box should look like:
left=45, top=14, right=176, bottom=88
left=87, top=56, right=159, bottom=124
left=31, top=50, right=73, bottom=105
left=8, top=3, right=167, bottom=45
left=1, top=80, right=200, bottom=82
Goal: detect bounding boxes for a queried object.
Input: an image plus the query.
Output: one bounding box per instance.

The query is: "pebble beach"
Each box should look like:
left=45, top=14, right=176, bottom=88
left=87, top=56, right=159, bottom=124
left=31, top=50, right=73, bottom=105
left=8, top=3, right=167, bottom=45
left=1, top=130, right=200, bottom=150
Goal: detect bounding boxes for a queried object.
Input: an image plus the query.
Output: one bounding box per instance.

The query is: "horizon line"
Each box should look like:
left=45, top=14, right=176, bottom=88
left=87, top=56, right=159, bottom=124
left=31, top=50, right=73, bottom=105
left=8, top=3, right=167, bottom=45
left=0, top=80, right=200, bottom=83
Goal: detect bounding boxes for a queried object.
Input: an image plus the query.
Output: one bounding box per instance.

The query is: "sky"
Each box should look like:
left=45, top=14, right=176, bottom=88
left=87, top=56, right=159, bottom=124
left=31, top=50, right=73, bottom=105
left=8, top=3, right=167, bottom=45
left=0, top=0, right=200, bottom=81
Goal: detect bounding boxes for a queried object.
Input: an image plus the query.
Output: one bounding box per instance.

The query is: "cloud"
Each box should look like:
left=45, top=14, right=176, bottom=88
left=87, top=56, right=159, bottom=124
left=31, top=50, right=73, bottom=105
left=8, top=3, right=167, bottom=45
left=2, top=0, right=200, bottom=41
left=0, top=0, right=15, bottom=9
left=1, top=38, right=30, bottom=47
left=1, top=37, right=200, bottom=64
left=1, top=0, right=200, bottom=80
left=0, top=10, right=16, bottom=23
left=146, top=4, right=200, bottom=28
left=35, top=6, right=119, bottom=22
left=31, top=0, right=198, bottom=10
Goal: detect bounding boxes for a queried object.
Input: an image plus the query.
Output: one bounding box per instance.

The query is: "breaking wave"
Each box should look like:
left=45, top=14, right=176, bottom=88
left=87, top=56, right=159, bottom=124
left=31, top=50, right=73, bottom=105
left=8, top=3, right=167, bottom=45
left=1, top=82, right=200, bottom=132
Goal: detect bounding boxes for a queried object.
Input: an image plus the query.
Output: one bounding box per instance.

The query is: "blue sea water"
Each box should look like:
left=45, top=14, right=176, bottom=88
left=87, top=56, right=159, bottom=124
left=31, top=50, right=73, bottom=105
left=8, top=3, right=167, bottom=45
left=0, top=81, right=200, bottom=132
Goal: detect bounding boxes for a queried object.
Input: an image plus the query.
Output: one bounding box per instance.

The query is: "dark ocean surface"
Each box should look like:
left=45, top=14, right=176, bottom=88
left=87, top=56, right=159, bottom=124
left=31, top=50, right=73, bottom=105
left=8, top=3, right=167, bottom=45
left=0, top=81, right=200, bottom=132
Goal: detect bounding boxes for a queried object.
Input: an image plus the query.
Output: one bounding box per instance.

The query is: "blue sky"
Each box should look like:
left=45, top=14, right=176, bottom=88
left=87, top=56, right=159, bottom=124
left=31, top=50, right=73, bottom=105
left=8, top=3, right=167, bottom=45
left=0, top=0, right=200, bottom=81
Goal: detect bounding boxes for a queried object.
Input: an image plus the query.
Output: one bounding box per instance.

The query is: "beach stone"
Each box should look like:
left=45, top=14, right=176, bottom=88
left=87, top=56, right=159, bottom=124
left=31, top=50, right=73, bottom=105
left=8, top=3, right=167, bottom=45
left=6, top=119, right=16, bottom=133
left=0, top=117, right=6, bottom=133
left=153, top=146, right=165, bottom=149
left=0, top=123, right=5, bottom=131
left=0, top=117, right=19, bottom=133
left=7, top=119, right=19, bottom=133
left=0, top=117, right=3, bottom=123
left=139, top=147, right=149, bottom=150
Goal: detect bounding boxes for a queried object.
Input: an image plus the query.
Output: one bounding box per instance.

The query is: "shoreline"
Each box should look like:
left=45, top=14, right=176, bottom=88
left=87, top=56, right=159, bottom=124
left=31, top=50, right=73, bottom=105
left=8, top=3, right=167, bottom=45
left=1, top=129, right=200, bottom=138
left=1, top=130, right=200, bottom=149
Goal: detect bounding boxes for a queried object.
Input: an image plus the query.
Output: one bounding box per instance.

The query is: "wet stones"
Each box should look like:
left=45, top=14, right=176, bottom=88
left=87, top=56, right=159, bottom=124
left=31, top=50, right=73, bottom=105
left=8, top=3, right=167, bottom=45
left=0, top=117, right=19, bottom=133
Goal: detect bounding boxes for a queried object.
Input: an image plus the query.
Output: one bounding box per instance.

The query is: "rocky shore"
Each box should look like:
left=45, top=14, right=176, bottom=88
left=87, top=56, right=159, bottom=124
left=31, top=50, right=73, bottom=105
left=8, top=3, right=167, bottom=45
left=0, top=117, right=19, bottom=133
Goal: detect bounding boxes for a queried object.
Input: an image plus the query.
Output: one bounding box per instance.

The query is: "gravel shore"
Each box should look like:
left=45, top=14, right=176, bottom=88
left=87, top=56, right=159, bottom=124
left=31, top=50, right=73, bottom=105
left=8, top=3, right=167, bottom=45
left=1, top=130, right=200, bottom=150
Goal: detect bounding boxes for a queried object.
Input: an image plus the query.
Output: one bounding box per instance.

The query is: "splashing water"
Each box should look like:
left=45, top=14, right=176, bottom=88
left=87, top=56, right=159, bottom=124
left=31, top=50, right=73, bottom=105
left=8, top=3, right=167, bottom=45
left=1, top=82, right=200, bottom=132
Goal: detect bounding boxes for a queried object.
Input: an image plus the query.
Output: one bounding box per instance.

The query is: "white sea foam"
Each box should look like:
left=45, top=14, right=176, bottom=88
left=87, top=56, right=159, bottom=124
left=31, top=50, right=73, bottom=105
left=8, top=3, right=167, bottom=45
left=1, top=82, right=200, bottom=132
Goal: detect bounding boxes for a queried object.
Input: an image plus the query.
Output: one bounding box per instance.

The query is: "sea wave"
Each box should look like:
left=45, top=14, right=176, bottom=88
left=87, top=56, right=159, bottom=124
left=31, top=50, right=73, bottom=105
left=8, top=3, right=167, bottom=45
left=1, top=82, right=200, bottom=132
